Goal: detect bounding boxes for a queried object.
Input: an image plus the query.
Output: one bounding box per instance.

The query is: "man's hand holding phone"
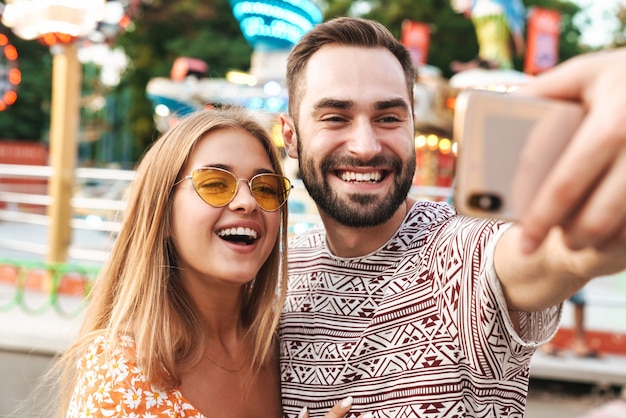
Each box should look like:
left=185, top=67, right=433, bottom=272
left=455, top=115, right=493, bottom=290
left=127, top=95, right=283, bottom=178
left=454, top=48, right=626, bottom=261
left=453, top=89, right=585, bottom=222
left=452, top=48, right=626, bottom=312
left=513, top=48, right=626, bottom=255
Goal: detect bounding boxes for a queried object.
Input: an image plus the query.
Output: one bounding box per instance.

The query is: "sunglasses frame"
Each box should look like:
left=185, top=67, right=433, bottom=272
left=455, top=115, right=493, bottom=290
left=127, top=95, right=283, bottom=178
left=181, top=167, right=292, bottom=212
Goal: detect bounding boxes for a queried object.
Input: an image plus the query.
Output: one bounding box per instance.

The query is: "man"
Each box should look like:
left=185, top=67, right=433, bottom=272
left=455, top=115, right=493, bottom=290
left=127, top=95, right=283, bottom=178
left=278, top=17, right=626, bottom=417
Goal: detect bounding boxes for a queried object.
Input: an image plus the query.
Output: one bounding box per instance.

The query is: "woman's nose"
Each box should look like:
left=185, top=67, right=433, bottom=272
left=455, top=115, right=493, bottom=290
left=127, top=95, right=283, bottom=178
left=228, top=179, right=258, bottom=211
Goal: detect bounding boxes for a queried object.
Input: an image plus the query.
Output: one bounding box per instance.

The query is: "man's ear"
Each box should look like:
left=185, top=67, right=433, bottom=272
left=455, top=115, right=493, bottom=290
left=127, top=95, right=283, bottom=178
left=279, top=113, right=298, bottom=158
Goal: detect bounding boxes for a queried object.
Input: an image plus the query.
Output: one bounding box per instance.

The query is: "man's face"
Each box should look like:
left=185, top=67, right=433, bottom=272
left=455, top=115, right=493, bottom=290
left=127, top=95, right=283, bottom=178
left=285, top=45, right=416, bottom=227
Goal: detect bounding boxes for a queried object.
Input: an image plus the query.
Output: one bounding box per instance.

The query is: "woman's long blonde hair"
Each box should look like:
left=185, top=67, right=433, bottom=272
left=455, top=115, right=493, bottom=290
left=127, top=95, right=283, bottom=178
left=54, top=108, right=289, bottom=416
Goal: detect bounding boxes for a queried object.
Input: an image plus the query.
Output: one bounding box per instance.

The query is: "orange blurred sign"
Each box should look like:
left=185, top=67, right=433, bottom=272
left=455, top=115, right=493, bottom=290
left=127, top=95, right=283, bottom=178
left=0, top=141, right=48, bottom=165
left=0, top=141, right=48, bottom=210
left=401, top=20, right=430, bottom=67
left=524, top=7, right=561, bottom=75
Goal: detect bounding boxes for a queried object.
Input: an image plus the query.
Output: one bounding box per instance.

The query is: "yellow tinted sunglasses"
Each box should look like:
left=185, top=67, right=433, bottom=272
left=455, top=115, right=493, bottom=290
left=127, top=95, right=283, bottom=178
left=181, top=167, right=292, bottom=212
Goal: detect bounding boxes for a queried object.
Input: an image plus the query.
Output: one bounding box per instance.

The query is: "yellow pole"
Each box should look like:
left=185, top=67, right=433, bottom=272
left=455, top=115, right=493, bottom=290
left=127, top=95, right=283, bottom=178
left=47, top=42, right=81, bottom=263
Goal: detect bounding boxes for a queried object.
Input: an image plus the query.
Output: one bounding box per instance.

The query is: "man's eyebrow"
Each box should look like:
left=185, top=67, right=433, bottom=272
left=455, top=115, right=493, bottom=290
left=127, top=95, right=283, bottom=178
left=375, top=98, right=410, bottom=112
left=313, top=98, right=410, bottom=113
left=314, top=98, right=354, bottom=110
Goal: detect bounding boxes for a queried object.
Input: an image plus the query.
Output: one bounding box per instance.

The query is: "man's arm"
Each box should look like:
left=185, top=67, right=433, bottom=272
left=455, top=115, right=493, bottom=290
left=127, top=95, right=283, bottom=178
left=495, top=224, right=626, bottom=312
left=493, top=48, right=626, bottom=312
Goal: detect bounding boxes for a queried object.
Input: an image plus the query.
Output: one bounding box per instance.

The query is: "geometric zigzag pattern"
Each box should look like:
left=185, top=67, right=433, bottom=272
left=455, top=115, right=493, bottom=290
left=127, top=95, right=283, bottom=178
left=280, top=201, right=561, bottom=418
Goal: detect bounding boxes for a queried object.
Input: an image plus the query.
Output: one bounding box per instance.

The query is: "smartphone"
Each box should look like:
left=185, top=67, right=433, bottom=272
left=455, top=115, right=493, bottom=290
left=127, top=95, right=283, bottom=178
left=453, top=89, right=585, bottom=220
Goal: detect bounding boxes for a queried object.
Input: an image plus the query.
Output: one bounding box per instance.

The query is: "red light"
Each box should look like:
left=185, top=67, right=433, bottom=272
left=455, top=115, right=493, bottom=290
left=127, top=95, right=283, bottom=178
left=4, top=45, right=18, bottom=61
left=4, top=91, right=17, bottom=105
left=8, top=68, right=21, bottom=85
left=0, top=37, right=19, bottom=111
left=119, top=14, right=131, bottom=29
left=445, top=96, right=456, bottom=110
left=38, top=32, right=77, bottom=46
left=56, top=33, right=75, bottom=44
left=40, top=33, right=56, bottom=46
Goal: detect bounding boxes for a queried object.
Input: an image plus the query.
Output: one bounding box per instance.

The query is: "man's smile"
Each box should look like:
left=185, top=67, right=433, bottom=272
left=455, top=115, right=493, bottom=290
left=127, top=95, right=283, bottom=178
left=336, top=170, right=386, bottom=183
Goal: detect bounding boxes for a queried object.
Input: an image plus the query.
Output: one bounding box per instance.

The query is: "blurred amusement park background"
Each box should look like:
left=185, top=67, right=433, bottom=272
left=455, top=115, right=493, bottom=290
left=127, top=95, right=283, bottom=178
left=0, top=0, right=626, bottom=416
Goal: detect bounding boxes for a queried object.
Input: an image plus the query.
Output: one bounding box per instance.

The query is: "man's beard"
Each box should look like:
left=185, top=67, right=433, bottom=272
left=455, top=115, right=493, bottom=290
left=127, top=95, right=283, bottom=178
left=298, top=146, right=416, bottom=228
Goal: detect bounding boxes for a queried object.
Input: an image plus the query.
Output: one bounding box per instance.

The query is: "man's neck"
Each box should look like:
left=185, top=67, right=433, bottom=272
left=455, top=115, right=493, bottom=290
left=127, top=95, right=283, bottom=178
left=321, top=198, right=414, bottom=258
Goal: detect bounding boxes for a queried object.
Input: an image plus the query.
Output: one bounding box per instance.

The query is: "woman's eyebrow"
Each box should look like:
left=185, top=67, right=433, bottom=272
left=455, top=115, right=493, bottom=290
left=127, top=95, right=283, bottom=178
left=198, top=164, right=275, bottom=175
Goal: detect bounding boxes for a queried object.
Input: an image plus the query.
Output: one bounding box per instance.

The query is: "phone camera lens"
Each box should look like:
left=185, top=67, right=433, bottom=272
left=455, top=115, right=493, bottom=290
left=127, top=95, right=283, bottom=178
left=468, top=193, right=502, bottom=212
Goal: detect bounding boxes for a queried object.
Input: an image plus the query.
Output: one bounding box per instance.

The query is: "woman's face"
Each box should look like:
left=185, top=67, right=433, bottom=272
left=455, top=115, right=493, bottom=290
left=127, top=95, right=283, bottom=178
left=171, top=127, right=281, bottom=296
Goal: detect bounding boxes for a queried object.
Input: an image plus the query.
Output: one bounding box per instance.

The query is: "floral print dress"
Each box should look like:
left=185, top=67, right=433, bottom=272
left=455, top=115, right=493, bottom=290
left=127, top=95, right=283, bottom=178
left=67, top=335, right=204, bottom=417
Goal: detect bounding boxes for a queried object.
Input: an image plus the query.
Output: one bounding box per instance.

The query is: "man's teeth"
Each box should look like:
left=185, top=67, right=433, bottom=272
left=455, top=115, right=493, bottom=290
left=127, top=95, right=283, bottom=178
left=218, top=227, right=258, bottom=239
left=340, top=171, right=383, bottom=182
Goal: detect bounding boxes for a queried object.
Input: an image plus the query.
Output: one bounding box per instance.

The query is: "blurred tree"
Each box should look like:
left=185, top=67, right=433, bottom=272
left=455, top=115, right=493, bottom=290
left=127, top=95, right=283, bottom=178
left=366, top=0, right=477, bottom=78
left=0, top=34, right=52, bottom=141
left=113, top=0, right=252, bottom=161
left=323, top=0, right=584, bottom=77
left=0, top=0, right=591, bottom=157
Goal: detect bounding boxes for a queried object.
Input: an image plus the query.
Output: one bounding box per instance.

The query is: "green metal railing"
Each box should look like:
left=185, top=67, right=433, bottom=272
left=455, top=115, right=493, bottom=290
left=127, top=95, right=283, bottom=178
left=0, top=259, right=99, bottom=318
left=0, top=162, right=517, bottom=320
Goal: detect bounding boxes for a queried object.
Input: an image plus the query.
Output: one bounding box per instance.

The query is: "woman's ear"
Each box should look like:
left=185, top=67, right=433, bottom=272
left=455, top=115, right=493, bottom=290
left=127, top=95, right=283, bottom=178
left=279, top=113, right=298, bottom=158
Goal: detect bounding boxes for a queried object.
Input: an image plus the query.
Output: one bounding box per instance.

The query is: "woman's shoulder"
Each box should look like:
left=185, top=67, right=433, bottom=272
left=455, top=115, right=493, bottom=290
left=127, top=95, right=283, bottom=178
left=76, top=334, right=136, bottom=377
left=73, top=334, right=145, bottom=405
left=69, top=334, right=204, bottom=417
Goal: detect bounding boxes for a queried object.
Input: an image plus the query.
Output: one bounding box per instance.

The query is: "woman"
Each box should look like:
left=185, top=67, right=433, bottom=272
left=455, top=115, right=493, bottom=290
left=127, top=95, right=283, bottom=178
left=55, top=108, right=291, bottom=417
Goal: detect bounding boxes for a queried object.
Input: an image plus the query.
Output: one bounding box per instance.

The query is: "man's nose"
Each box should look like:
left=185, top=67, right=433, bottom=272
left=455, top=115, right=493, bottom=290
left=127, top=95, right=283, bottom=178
left=346, top=118, right=382, bottom=160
